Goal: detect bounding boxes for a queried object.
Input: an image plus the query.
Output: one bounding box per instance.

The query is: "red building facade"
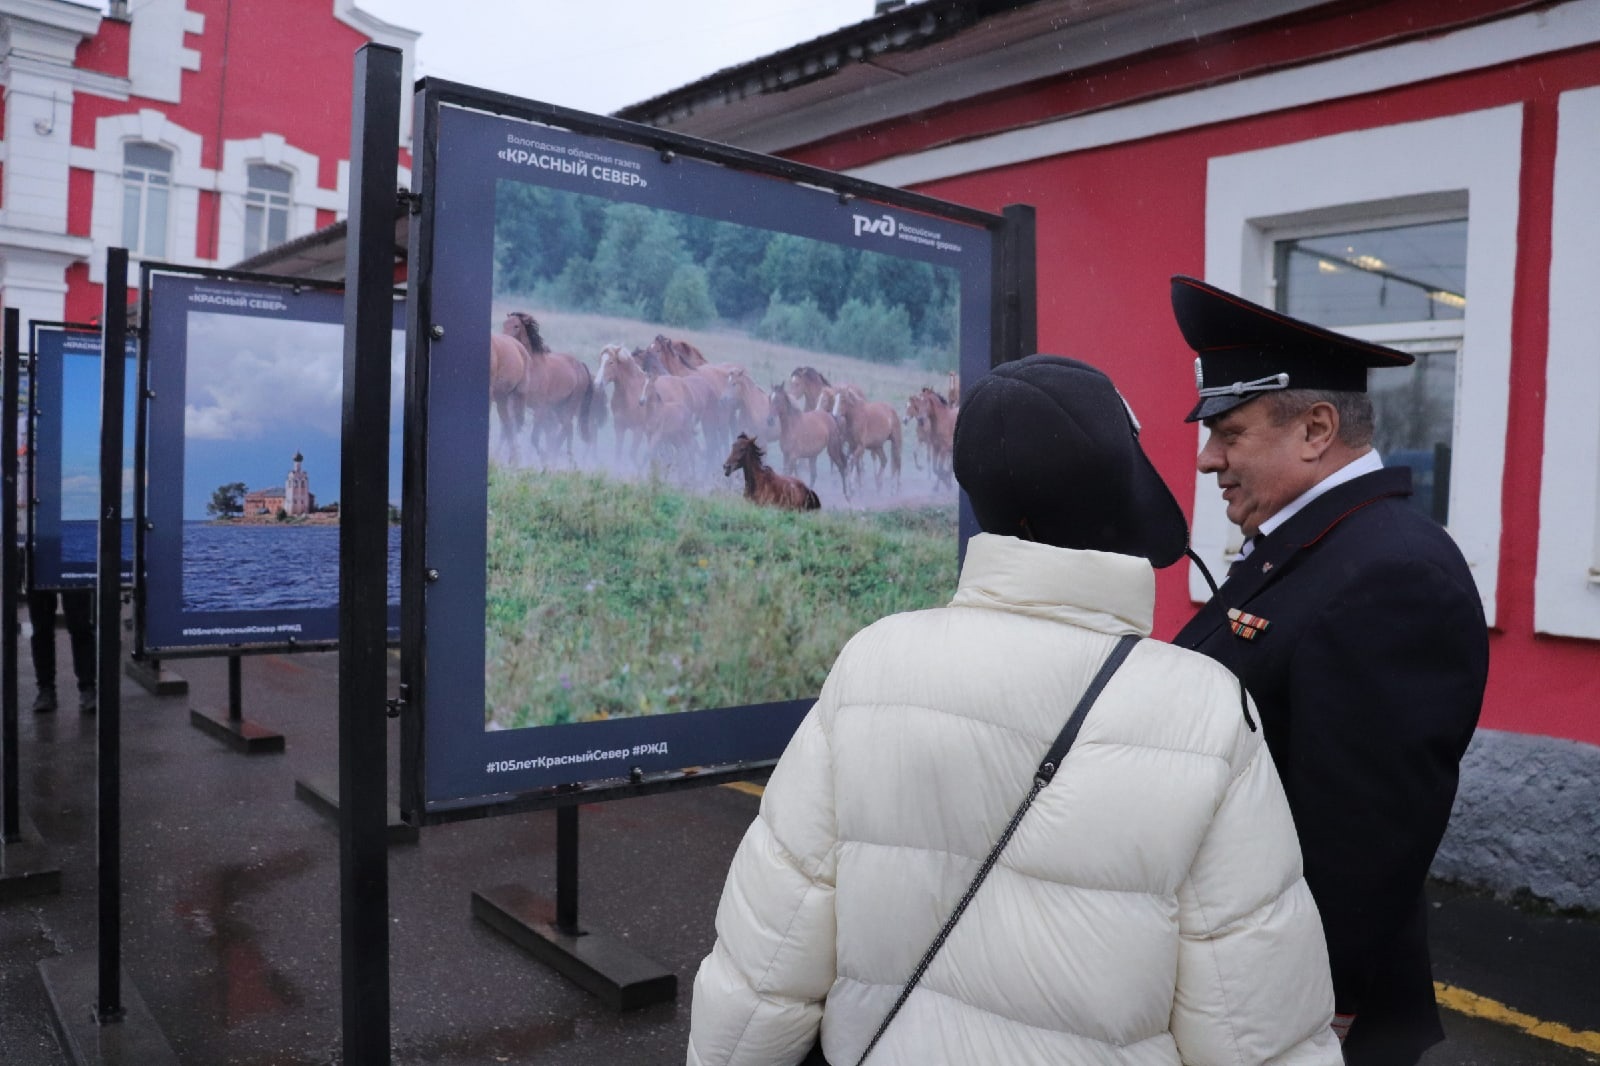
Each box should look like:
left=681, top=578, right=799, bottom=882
left=0, top=0, right=416, bottom=328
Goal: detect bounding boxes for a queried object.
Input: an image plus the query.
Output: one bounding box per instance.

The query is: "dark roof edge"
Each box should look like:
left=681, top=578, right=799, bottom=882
left=614, top=0, right=1047, bottom=126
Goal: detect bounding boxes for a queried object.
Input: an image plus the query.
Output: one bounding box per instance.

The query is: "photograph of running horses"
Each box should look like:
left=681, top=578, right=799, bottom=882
left=485, top=182, right=967, bottom=730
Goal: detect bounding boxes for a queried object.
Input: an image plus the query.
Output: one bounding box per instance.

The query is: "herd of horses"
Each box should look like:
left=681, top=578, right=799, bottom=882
left=487, top=311, right=961, bottom=512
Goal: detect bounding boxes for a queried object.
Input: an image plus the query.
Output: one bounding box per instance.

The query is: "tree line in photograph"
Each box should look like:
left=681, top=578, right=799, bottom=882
left=494, top=184, right=962, bottom=372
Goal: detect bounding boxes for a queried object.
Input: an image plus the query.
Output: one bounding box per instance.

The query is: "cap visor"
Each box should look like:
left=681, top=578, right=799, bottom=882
left=1185, top=392, right=1256, bottom=423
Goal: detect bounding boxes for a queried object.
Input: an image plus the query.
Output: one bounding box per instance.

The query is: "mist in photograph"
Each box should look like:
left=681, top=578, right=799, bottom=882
left=485, top=182, right=966, bottom=730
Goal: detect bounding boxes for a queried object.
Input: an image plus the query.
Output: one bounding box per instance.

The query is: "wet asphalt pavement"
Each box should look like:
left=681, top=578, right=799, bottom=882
left=2, top=620, right=1597, bottom=1065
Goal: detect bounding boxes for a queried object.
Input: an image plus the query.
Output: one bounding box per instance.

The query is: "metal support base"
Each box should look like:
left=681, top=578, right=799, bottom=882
left=189, top=707, right=283, bottom=754
left=293, top=776, right=417, bottom=845
left=122, top=658, right=187, bottom=697
left=0, top=814, right=62, bottom=901
left=38, top=954, right=181, bottom=1066
left=471, top=882, right=677, bottom=1012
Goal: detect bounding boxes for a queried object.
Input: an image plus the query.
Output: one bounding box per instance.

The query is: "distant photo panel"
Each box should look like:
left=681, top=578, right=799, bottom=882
left=28, top=326, right=137, bottom=589
left=142, top=274, right=402, bottom=653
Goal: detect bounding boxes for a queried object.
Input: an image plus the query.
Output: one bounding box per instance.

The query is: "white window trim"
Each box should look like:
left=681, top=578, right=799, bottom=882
left=86, top=110, right=206, bottom=284
left=1535, top=86, right=1600, bottom=639
left=1195, top=105, right=1523, bottom=626
left=216, top=135, right=324, bottom=266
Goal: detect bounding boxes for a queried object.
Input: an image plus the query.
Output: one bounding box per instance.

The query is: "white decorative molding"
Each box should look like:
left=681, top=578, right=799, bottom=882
left=0, top=238, right=88, bottom=327
left=0, top=66, right=77, bottom=232
left=215, top=135, right=326, bottom=266
left=87, top=109, right=209, bottom=282
left=1194, top=105, right=1523, bottom=627
left=332, top=0, right=418, bottom=144
left=1535, top=86, right=1600, bottom=639
left=126, top=0, right=201, bottom=105
left=846, top=0, right=1600, bottom=190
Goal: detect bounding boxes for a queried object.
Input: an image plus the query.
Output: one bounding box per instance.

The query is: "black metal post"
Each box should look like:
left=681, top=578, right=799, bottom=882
left=227, top=655, right=242, bottom=723
left=555, top=805, right=580, bottom=934
left=996, top=204, right=1038, bottom=367
left=97, top=248, right=129, bottom=1022
left=2, top=308, right=19, bottom=844
left=340, top=43, right=402, bottom=1066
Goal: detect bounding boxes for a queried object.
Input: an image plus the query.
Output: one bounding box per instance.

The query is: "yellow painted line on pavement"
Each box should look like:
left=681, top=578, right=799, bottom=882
left=1436, top=982, right=1600, bottom=1054
left=722, top=781, right=764, bottom=798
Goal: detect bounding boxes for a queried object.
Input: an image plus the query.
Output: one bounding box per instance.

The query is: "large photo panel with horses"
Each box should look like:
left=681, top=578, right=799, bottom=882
left=141, top=273, right=403, bottom=654
left=27, top=325, right=137, bottom=590
left=417, top=99, right=995, bottom=809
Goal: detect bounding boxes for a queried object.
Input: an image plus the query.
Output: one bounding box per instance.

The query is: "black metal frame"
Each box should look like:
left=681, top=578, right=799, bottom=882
left=340, top=44, right=403, bottom=1066
left=399, top=77, right=1033, bottom=827
left=2, top=309, right=19, bottom=845
left=132, top=261, right=346, bottom=661
left=97, top=247, right=130, bottom=1020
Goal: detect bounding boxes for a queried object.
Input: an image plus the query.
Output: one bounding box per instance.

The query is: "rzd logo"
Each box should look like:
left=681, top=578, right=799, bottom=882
left=852, top=214, right=896, bottom=238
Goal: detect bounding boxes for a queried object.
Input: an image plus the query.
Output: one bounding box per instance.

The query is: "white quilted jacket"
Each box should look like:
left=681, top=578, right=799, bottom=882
left=688, top=534, right=1341, bottom=1066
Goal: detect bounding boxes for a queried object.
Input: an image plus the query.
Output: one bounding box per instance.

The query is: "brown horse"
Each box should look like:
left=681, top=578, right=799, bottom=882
left=502, top=312, right=601, bottom=464
left=908, top=387, right=958, bottom=488
left=640, top=375, right=700, bottom=478
left=721, top=366, right=771, bottom=440
left=645, top=334, right=707, bottom=375
left=786, top=366, right=832, bottom=411
left=638, top=369, right=720, bottom=471
left=832, top=386, right=903, bottom=494
left=723, top=434, right=820, bottom=511
left=767, top=383, right=850, bottom=500
left=597, top=344, right=649, bottom=464
left=489, top=332, right=529, bottom=464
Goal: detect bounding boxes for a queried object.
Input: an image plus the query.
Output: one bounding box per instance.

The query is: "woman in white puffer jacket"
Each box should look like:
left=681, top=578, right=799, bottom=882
left=688, top=356, right=1343, bottom=1066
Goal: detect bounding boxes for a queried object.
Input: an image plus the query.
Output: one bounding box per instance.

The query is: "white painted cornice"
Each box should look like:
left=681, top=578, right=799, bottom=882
left=849, top=0, right=1600, bottom=188
left=723, top=0, right=1332, bottom=156
left=1, top=51, right=129, bottom=98
left=0, top=0, right=101, bottom=40
left=0, top=223, right=93, bottom=259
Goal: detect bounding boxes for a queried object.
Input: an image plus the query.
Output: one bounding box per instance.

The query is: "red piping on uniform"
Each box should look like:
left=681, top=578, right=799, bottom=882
left=1300, top=491, right=1409, bottom=548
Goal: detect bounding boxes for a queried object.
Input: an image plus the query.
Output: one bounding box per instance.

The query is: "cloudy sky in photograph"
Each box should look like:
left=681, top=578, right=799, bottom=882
left=180, top=313, right=403, bottom=518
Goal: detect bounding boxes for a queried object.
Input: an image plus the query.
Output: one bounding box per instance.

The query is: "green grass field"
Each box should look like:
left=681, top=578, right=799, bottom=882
left=485, top=467, right=958, bottom=730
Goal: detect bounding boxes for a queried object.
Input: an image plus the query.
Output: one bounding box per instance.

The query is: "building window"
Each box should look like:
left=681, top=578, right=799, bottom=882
left=1196, top=105, right=1522, bottom=624
left=244, top=164, right=292, bottom=258
left=121, top=142, right=172, bottom=257
left=1273, top=219, right=1467, bottom=525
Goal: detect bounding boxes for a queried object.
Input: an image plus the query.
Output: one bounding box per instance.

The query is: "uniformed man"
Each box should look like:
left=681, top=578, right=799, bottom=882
left=1168, top=275, right=1488, bottom=1066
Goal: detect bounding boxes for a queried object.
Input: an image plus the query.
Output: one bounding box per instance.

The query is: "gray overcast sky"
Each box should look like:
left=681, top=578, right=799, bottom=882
left=352, top=1, right=877, bottom=115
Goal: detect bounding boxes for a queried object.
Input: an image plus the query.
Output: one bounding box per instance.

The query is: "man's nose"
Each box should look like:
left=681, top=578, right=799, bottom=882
left=1197, top=435, right=1223, bottom=474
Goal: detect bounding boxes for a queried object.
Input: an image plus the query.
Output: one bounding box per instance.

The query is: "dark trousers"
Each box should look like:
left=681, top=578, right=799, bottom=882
left=27, top=588, right=96, bottom=694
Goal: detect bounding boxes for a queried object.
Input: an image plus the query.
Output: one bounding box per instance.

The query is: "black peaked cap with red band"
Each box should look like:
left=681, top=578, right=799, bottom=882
left=1171, top=274, right=1414, bottom=423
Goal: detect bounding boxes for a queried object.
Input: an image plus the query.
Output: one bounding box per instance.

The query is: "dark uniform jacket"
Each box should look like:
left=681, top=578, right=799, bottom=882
left=1174, top=465, right=1488, bottom=1066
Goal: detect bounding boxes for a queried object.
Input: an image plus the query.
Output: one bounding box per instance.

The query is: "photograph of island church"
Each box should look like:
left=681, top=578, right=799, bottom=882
left=176, top=309, right=403, bottom=615
left=243, top=452, right=316, bottom=517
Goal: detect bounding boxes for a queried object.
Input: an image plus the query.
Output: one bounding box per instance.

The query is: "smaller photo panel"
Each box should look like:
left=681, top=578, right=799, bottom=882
left=142, top=274, right=403, bottom=653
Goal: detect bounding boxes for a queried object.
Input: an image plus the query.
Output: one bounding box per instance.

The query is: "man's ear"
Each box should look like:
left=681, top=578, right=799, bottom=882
left=1300, top=401, right=1340, bottom=459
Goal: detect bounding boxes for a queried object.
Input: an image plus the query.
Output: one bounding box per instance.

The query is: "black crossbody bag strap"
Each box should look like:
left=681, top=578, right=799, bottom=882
left=844, top=633, right=1141, bottom=1066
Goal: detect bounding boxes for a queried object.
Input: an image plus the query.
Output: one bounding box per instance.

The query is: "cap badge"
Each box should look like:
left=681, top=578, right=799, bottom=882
left=1194, top=357, right=1204, bottom=391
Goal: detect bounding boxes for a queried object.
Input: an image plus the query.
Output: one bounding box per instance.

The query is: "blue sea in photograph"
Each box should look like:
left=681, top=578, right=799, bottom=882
left=58, top=519, right=135, bottom=578
left=181, top=522, right=401, bottom=613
